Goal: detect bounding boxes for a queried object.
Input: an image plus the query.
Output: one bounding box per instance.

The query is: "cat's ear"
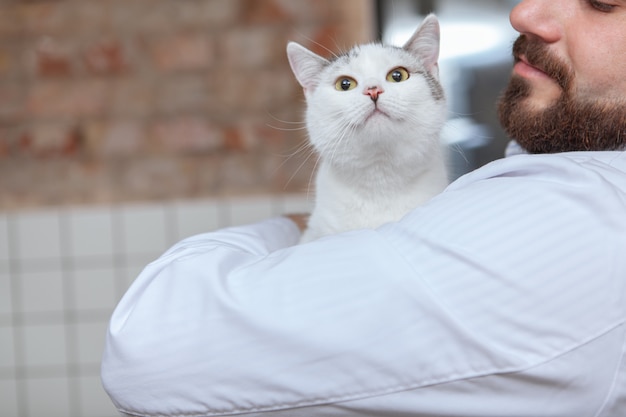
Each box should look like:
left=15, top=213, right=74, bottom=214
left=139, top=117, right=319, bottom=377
left=286, top=42, right=329, bottom=93
left=403, top=14, right=440, bottom=75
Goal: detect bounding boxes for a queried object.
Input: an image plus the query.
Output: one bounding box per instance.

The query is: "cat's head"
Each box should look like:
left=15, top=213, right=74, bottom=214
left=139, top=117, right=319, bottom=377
left=286, top=14, right=447, bottom=166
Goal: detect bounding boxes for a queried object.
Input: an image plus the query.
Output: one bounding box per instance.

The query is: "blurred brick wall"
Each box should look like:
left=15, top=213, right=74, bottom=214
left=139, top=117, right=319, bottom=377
left=0, top=0, right=374, bottom=210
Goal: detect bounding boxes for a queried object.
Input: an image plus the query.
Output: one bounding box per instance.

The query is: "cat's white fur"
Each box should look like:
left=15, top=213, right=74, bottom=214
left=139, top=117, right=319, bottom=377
left=287, top=14, right=449, bottom=243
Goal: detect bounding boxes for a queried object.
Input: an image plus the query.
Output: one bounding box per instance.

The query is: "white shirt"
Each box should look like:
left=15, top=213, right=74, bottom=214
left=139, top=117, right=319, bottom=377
left=102, top=150, right=626, bottom=417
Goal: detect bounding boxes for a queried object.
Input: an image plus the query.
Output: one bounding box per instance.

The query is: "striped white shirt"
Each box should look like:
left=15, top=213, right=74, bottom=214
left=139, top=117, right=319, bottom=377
left=102, top=149, right=626, bottom=417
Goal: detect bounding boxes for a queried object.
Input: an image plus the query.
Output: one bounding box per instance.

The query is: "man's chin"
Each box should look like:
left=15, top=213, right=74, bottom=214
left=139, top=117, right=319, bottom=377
left=521, top=91, right=563, bottom=113
left=512, top=76, right=563, bottom=110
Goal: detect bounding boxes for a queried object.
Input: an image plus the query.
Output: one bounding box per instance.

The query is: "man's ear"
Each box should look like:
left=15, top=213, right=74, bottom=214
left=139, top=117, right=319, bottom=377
left=286, top=42, right=329, bottom=93
left=403, top=14, right=441, bottom=75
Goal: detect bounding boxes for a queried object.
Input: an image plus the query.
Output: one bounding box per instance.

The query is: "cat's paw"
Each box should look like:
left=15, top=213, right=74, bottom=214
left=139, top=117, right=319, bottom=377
left=285, top=213, right=309, bottom=233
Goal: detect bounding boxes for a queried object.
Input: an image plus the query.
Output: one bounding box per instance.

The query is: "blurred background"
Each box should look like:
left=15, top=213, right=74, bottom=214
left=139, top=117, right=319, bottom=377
left=0, top=1, right=519, bottom=416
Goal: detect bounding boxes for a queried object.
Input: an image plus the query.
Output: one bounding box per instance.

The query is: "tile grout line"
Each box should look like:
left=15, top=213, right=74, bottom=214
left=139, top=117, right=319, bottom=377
left=6, top=212, right=30, bottom=417
left=112, top=206, right=130, bottom=304
left=59, top=210, right=82, bottom=417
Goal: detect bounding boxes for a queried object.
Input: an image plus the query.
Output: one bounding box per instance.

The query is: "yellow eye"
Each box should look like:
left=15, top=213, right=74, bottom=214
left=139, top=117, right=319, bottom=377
left=387, top=67, right=410, bottom=83
left=335, top=77, right=358, bottom=91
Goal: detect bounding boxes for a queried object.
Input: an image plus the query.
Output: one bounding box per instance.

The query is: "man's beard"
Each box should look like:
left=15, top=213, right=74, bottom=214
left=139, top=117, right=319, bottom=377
left=498, top=36, right=626, bottom=154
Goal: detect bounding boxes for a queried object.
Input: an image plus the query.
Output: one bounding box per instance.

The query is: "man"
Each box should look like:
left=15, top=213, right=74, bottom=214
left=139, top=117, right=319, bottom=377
left=101, top=1, right=626, bottom=416
left=498, top=0, right=626, bottom=153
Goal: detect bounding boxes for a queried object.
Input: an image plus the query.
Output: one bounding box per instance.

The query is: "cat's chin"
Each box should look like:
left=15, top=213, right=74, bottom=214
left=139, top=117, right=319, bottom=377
left=362, top=108, right=391, bottom=126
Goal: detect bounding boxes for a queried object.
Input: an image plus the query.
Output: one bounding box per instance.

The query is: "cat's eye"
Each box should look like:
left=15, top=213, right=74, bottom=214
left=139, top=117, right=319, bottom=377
left=335, top=77, right=358, bottom=91
left=387, top=67, right=410, bottom=83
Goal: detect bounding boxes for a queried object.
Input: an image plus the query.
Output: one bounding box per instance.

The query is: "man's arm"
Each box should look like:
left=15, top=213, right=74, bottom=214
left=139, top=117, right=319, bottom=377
left=101, top=154, right=626, bottom=417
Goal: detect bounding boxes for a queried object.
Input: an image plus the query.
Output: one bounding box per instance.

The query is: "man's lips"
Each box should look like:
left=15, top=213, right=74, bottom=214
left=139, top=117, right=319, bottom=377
left=514, top=55, right=552, bottom=80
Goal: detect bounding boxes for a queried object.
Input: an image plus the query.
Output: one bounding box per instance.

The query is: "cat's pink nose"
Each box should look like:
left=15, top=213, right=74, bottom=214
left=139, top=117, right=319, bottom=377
left=364, top=86, right=384, bottom=102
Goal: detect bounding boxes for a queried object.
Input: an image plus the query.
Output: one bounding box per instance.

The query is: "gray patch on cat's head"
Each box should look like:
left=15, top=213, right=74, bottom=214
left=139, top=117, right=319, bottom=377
left=328, top=44, right=366, bottom=66
left=423, top=70, right=445, bottom=102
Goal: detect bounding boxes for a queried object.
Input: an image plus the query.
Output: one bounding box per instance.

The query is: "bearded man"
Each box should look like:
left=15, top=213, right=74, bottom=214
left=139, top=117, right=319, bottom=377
left=498, top=2, right=626, bottom=154
left=102, top=1, right=626, bottom=416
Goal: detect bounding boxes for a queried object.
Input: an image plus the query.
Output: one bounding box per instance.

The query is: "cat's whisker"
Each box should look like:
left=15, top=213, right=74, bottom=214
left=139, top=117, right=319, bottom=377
left=291, top=30, right=340, bottom=60
left=449, top=143, right=470, bottom=165
left=323, top=120, right=352, bottom=168
left=282, top=145, right=319, bottom=192
left=265, top=111, right=307, bottom=125
left=447, top=110, right=481, bottom=119
left=330, top=42, right=350, bottom=60
left=274, top=143, right=315, bottom=169
left=338, top=127, right=357, bottom=168
left=441, top=117, right=492, bottom=166
left=272, top=139, right=317, bottom=190
left=304, top=150, right=323, bottom=201
left=265, top=112, right=307, bottom=132
left=266, top=124, right=308, bottom=132
left=274, top=135, right=319, bottom=190
left=333, top=121, right=358, bottom=169
left=274, top=138, right=314, bottom=157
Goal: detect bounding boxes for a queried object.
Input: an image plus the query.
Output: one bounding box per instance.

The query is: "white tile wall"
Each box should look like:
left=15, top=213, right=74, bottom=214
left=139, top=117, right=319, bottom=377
left=225, top=196, right=276, bottom=226
left=72, top=267, right=119, bottom=312
left=74, top=321, right=108, bottom=365
left=14, top=211, right=63, bottom=261
left=19, top=270, right=65, bottom=314
left=66, top=207, right=115, bottom=260
left=77, top=375, right=118, bottom=417
left=0, top=194, right=311, bottom=417
left=24, top=377, right=72, bottom=416
left=0, top=271, right=12, bottom=317
left=22, top=324, right=68, bottom=368
left=171, top=199, right=221, bottom=241
left=0, top=379, right=19, bottom=417
left=0, top=215, right=9, bottom=262
left=0, top=326, right=15, bottom=369
left=118, top=204, right=171, bottom=257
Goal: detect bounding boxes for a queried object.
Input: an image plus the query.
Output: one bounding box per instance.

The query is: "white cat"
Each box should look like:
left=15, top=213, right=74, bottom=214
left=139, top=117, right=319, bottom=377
left=287, top=14, right=449, bottom=243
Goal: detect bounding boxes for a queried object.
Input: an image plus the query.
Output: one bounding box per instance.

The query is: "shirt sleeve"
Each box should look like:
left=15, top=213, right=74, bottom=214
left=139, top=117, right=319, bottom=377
left=101, top=154, right=626, bottom=417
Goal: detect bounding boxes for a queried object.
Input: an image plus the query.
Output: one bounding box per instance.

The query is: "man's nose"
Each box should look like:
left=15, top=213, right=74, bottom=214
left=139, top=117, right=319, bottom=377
left=364, top=86, right=384, bottom=102
left=510, top=0, right=562, bottom=43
